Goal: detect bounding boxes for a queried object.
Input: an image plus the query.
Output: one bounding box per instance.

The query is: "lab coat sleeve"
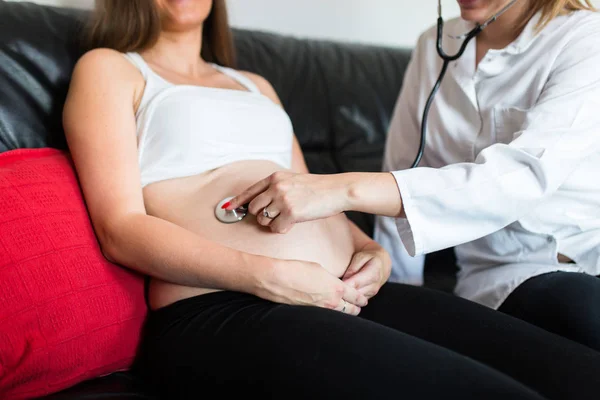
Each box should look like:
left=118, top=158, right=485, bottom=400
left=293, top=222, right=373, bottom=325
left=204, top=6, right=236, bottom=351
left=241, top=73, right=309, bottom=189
left=374, top=33, right=429, bottom=281
left=393, top=21, right=600, bottom=257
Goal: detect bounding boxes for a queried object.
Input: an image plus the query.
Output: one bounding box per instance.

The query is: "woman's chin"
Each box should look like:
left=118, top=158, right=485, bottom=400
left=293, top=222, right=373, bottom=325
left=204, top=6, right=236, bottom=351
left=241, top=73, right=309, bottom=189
left=161, top=15, right=206, bottom=32
left=460, top=10, right=490, bottom=24
left=158, top=1, right=212, bottom=31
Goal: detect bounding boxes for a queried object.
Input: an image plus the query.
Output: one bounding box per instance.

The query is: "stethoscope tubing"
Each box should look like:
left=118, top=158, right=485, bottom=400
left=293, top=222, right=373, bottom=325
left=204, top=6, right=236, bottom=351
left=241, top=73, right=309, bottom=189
left=411, top=0, right=519, bottom=169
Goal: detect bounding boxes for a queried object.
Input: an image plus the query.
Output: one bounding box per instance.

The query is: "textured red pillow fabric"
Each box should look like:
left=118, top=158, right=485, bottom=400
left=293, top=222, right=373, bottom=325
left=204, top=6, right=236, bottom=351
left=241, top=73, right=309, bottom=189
left=0, top=148, right=148, bottom=399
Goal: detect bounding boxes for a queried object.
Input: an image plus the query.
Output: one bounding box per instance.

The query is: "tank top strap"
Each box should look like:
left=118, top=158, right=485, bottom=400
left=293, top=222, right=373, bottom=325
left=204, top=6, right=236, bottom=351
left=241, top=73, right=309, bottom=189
left=123, top=52, right=262, bottom=96
left=211, top=64, right=261, bottom=94
left=123, top=52, right=153, bottom=80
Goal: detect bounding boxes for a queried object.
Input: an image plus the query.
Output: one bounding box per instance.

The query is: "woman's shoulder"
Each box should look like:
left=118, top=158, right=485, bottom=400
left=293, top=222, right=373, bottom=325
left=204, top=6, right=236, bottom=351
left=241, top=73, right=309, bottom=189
left=235, top=69, right=283, bottom=106
left=565, top=8, right=600, bottom=23
left=72, top=48, right=142, bottom=85
left=75, top=48, right=130, bottom=70
left=547, top=10, right=600, bottom=57
left=560, top=9, right=600, bottom=36
left=236, top=70, right=272, bottom=91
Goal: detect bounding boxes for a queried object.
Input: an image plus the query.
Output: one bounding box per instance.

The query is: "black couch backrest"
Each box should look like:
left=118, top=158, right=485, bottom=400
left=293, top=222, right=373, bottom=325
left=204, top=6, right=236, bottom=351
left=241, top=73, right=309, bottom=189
left=0, top=0, right=412, bottom=235
left=0, top=1, right=87, bottom=151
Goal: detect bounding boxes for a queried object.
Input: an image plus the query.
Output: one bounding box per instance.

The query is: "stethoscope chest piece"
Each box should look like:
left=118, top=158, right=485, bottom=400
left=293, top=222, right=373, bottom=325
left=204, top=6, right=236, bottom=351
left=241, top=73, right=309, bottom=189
left=215, top=197, right=248, bottom=224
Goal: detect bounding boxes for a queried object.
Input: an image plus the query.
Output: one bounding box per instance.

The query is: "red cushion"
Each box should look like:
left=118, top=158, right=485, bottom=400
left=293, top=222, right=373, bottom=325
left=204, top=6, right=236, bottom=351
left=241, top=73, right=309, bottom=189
left=0, top=148, right=148, bottom=399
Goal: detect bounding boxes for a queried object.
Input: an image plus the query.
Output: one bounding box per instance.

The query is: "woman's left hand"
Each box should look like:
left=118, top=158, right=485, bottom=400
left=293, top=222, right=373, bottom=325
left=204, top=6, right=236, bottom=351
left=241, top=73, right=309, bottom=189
left=226, top=171, right=349, bottom=233
left=342, top=244, right=392, bottom=300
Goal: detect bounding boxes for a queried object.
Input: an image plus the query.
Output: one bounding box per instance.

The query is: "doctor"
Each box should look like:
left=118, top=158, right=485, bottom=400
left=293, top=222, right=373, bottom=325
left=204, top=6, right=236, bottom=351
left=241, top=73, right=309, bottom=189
left=228, top=0, right=600, bottom=350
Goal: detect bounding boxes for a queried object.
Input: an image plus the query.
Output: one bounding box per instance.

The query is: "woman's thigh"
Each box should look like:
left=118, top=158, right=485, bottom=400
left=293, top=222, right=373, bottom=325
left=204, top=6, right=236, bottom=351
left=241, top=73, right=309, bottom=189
left=134, top=291, right=542, bottom=400
left=499, top=271, right=600, bottom=351
left=360, top=282, right=600, bottom=400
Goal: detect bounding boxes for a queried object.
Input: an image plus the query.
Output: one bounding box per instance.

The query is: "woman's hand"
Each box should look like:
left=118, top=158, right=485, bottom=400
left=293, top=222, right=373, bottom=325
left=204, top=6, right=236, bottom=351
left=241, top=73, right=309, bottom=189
left=342, top=243, right=392, bottom=300
left=255, top=258, right=369, bottom=316
left=226, top=171, right=350, bottom=233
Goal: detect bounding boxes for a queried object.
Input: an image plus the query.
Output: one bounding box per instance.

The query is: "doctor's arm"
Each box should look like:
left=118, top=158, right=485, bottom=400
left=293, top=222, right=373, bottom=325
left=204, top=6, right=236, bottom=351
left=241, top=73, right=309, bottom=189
left=229, top=25, right=600, bottom=258
left=228, top=32, right=429, bottom=226
left=385, top=24, right=600, bottom=256
left=228, top=33, right=427, bottom=283
left=244, top=71, right=392, bottom=296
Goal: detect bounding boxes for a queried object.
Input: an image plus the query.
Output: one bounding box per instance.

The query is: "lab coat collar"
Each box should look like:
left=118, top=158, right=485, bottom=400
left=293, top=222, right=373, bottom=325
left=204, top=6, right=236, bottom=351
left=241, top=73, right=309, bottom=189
left=504, top=12, right=544, bottom=55
left=445, top=12, right=546, bottom=111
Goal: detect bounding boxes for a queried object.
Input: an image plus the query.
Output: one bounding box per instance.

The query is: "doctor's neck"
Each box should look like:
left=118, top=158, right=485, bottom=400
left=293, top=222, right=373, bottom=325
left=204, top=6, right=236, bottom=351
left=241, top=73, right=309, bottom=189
left=475, top=0, right=531, bottom=49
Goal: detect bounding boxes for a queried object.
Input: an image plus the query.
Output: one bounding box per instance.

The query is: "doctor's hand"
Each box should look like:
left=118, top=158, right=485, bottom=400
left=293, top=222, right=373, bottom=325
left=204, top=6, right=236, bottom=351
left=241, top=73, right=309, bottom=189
left=226, top=171, right=350, bottom=233
left=342, top=243, right=392, bottom=300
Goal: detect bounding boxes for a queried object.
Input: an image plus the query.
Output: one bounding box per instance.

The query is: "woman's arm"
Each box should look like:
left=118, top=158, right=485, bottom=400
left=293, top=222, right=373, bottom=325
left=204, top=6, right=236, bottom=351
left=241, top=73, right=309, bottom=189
left=63, top=50, right=367, bottom=312
left=63, top=49, right=273, bottom=292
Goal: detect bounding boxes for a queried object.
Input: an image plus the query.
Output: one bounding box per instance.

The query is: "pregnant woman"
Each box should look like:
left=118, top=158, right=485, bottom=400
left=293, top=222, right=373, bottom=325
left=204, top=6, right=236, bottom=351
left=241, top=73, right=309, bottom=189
left=62, top=0, right=600, bottom=399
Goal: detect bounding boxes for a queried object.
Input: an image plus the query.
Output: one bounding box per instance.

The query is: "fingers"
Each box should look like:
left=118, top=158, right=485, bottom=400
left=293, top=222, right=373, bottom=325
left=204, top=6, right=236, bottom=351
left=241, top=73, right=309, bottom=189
left=247, top=192, right=272, bottom=216
left=257, top=207, right=283, bottom=228
left=342, top=283, right=369, bottom=309
left=227, top=176, right=271, bottom=210
left=343, top=260, right=381, bottom=299
left=245, top=191, right=290, bottom=229
left=357, top=282, right=380, bottom=299
left=269, top=212, right=295, bottom=234
left=249, top=192, right=278, bottom=227
left=336, top=299, right=361, bottom=316
left=342, top=252, right=370, bottom=280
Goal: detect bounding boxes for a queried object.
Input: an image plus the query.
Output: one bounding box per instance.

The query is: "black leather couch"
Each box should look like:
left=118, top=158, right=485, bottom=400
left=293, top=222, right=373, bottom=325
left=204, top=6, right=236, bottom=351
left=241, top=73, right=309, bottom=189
left=0, top=1, right=457, bottom=398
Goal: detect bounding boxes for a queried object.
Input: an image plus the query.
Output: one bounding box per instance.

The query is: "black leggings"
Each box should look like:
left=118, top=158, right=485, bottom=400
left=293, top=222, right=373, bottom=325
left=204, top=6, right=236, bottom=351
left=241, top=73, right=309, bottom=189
left=499, top=271, right=600, bottom=352
left=133, top=283, right=600, bottom=400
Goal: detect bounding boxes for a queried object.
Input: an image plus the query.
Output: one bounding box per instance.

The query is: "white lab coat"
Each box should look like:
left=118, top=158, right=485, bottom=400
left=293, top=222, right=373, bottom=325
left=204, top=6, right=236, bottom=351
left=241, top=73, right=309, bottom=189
left=373, top=10, right=600, bottom=309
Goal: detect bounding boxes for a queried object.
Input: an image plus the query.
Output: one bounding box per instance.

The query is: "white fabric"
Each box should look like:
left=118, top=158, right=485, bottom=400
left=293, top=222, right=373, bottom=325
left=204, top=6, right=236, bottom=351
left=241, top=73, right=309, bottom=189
left=373, top=10, right=600, bottom=309
left=123, top=52, right=293, bottom=188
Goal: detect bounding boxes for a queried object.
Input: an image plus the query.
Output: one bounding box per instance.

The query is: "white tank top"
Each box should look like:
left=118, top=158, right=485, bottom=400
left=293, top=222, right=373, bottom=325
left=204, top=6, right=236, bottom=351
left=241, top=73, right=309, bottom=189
left=123, top=52, right=293, bottom=188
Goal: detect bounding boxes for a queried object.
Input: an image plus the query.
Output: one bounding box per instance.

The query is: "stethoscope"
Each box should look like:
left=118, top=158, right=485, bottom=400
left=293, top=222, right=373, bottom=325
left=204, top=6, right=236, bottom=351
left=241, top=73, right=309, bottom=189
left=215, top=197, right=249, bottom=224
left=215, top=0, right=520, bottom=224
left=410, top=0, right=519, bottom=168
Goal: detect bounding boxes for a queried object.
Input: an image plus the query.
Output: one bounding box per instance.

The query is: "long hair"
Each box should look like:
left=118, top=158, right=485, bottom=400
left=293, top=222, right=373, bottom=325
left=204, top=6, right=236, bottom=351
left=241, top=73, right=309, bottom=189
left=520, top=0, right=597, bottom=32
left=85, top=0, right=235, bottom=68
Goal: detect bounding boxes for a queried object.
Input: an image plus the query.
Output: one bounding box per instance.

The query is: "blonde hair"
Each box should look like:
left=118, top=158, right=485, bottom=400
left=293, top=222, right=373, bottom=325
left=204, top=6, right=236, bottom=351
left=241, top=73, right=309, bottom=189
left=520, top=0, right=597, bottom=32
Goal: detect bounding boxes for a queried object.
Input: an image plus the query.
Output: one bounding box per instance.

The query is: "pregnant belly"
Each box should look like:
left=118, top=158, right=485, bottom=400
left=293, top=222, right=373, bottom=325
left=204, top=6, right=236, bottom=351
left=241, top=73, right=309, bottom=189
left=142, top=160, right=356, bottom=310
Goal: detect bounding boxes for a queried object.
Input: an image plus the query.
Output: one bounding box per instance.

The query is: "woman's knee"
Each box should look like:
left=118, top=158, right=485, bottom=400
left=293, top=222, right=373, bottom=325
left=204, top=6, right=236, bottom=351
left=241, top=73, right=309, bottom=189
left=502, top=272, right=600, bottom=311
left=500, top=272, right=600, bottom=350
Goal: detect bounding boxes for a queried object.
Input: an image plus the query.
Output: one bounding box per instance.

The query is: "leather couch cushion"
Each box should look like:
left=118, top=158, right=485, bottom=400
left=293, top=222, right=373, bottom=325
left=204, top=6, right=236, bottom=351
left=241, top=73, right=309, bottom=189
left=0, top=149, right=147, bottom=399
left=41, top=372, right=156, bottom=400
left=0, top=1, right=87, bottom=153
